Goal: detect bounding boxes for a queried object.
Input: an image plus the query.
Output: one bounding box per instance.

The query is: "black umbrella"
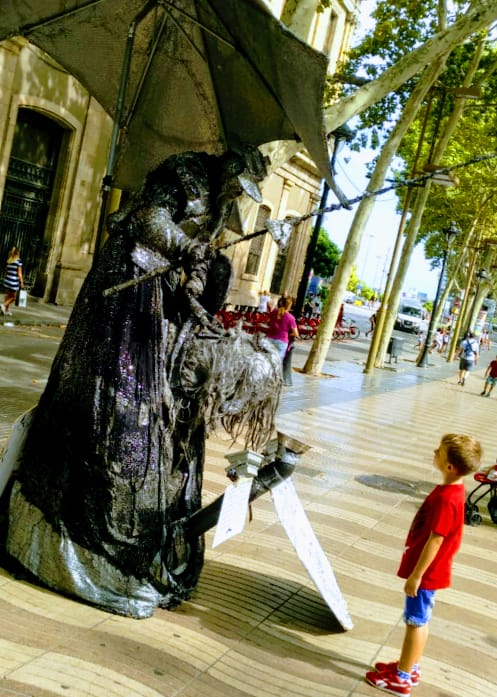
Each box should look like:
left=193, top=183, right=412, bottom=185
left=0, top=0, right=333, bottom=192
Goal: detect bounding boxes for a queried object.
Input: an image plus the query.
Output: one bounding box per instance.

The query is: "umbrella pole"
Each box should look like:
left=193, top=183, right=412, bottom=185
left=92, top=0, right=158, bottom=263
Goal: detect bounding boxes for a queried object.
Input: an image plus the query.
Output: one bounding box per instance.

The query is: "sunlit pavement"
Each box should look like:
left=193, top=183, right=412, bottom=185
left=0, top=300, right=496, bottom=696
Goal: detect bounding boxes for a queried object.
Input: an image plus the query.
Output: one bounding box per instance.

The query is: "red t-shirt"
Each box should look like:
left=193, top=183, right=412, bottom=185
left=266, top=309, right=297, bottom=343
left=488, top=359, right=497, bottom=378
left=397, top=483, right=465, bottom=590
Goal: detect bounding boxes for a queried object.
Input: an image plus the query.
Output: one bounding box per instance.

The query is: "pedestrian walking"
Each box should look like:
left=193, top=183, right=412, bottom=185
left=266, top=296, right=299, bottom=368
left=365, top=433, right=482, bottom=695
left=456, top=332, right=479, bottom=386
left=441, top=328, right=450, bottom=355
left=257, top=289, right=271, bottom=313
left=312, top=297, right=322, bottom=318
left=1, top=246, right=24, bottom=316
left=428, top=327, right=444, bottom=353
left=366, top=312, right=376, bottom=337
left=303, top=298, right=313, bottom=318
left=480, top=354, right=497, bottom=397
left=480, top=328, right=491, bottom=351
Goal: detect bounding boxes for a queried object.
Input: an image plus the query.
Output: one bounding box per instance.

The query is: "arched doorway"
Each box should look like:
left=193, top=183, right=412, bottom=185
left=0, top=108, right=64, bottom=292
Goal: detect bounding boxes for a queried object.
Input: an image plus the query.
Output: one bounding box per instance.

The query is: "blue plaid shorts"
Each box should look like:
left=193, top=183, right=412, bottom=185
left=403, top=589, right=435, bottom=627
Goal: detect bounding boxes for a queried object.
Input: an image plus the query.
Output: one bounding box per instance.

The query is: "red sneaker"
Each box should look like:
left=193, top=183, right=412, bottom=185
left=374, top=661, right=420, bottom=687
left=365, top=667, right=411, bottom=695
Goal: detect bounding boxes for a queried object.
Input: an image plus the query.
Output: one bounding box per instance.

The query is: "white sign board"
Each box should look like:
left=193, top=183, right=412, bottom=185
left=0, top=407, right=35, bottom=497
left=212, top=479, right=252, bottom=548
left=272, top=478, right=353, bottom=631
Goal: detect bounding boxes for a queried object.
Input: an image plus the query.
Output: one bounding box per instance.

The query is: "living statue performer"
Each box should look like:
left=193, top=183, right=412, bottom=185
left=5, top=148, right=283, bottom=618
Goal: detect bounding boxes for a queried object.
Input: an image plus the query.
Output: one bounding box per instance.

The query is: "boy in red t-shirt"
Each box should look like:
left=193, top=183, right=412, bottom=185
left=366, top=433, right=482, bottom=695
left=480, top=355, right=497, bottom=397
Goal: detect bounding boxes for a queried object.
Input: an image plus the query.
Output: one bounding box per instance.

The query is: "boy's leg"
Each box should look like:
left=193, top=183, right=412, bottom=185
left=398, top=623, right=429, bottom=674
left=366, top=590, right=434, bottom=693
left=399, top=590, right=434, bottom=675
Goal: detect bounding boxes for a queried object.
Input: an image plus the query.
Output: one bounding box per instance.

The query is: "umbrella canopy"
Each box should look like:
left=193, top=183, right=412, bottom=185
left=0, top=0, right=332, bottom=191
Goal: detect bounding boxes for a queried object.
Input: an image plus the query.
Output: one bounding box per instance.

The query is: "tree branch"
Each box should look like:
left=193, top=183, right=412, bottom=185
left=324, top=0, right=497, bottom=132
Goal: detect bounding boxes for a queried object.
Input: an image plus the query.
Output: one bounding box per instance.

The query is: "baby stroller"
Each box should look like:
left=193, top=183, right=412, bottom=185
left=465, top=465, right=497, bottom=526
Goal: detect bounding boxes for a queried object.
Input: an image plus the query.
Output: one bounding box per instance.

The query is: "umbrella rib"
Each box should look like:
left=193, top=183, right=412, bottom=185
left=161, top=0, right=235, bottom=49
left=15, top=0, right=108, bottom=36
left=164, top=8, right=207, bottom=62
left=123, top=4, right=214, bottom=130
left=200, top=0, right=299, bottom=137
left=123, top=9, right=170, bottom=130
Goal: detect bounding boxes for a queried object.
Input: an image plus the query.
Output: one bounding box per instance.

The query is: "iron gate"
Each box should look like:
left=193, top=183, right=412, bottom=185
left=0, top=158, right=51, bottom=288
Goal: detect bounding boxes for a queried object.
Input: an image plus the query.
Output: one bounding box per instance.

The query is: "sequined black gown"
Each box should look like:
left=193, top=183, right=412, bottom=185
left=6, top=188, right=281, bottom=617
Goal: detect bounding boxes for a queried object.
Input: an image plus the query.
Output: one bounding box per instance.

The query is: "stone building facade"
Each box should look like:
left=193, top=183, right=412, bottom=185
left=216, top=0, right=358, bottom=310
left=0, top=38, right=112, bottom=305
left=0, top=1, right=357, bottom=307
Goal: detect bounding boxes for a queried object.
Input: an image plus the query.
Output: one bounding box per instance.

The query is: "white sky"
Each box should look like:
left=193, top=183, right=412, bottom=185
left=323, top=0, right=439, bottom=299
left=321, top=0, right=440, bottom=298
left=323, top=148, right=440, bottom=298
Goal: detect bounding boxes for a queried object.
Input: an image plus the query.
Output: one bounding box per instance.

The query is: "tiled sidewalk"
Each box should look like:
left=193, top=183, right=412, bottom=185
left=0, top=303, right=496, bottom=695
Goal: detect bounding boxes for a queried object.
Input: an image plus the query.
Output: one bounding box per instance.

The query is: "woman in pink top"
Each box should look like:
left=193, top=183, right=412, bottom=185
left=266, top=297, right=299, bottom=360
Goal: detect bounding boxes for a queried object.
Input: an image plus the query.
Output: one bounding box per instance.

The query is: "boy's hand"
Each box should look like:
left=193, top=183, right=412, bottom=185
left=404, top=575, right=421, bottom=597
left=405, top=532, right=444, bottom=597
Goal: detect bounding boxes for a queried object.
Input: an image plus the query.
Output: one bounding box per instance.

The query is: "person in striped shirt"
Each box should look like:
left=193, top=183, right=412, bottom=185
left=1, top=246, right=24, bottom=316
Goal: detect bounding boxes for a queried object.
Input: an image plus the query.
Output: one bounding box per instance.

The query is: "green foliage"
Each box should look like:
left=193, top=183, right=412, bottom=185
left=318, top=284, right=329, bottom=301
left=403, top=44, right=497, bottom=269
left=347, top=265, right=360, bottom=292
left=335, top=0, right=473, bottom=148
left=369, top=34, right=497, bottom=288
left=311, top=228, right=342, bottom=278
left=359, top=285, right=376, bottom=301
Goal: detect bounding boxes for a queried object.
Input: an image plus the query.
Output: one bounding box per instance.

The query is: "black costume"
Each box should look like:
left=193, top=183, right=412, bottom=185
left=6, top=151, right=281, bottom=617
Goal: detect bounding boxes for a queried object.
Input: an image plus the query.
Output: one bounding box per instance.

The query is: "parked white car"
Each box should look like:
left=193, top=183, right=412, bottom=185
left=395, top=302, right=426, bottom=333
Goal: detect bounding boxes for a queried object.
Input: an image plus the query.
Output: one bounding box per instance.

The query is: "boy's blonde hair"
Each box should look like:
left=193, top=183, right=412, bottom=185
left=441, top=433, right=482, bottom=476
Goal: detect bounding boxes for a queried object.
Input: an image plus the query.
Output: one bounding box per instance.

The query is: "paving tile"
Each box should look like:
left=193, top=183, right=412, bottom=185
left=2, top=312, right=497, bottom=695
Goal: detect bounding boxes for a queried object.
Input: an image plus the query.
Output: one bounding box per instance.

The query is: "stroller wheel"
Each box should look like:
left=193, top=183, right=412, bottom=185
left=464, top=503, right=478, bottom=524
left=467, top=510, right=483, bottom=527
left=487, top=497, right=497, bottom=524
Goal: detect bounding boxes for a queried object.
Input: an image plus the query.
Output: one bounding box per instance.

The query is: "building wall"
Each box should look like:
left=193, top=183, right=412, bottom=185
left=225, top=0, right=358, bottom=311
left=224, top=152, right=318, bottom=309
left=0, top=39, right=112, bottom=305
left=0, top=0, right=358, bottom=308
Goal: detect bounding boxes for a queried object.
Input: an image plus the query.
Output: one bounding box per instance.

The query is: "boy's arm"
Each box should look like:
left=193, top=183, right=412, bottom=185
left=404, top=532, right=444, bottom=597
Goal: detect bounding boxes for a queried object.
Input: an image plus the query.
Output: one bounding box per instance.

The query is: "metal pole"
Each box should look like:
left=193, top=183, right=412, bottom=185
left=92, top=0, right=158, bottom=264
left=294, top=181, right=329, bottom=318
left=293, top=126, right=354, bottom=318
left=363, top=187, right=413, bottom=373
left=417, top=222, right=459, bottom=366
left=417, top=247, right=448, bottom=367
left=446, top=241, right=479, bottom=362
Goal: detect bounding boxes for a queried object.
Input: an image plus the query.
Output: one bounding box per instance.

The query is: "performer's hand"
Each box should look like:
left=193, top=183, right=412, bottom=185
left=185, top=291, right=217, bottom=330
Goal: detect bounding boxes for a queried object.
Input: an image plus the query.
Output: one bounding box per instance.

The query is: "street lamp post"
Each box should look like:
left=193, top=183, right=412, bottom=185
left=417, top=221, right=459, bottom=367
left=293, top=124, right=354, bottom=319
left=466, top=269, right=490, bottom=335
